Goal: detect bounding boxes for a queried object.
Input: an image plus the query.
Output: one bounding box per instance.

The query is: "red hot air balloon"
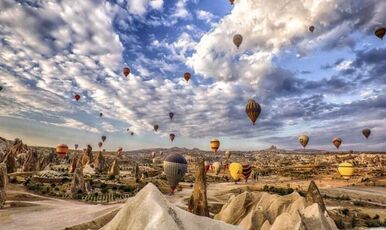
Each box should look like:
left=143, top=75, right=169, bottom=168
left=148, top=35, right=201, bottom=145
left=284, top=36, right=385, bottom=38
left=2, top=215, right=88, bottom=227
left=74, top=94, right=81, bottom=101
left=123, top=67, right=130, bottom=77
left=56, top=144, right=69, bottom=158
left=183, top=72, right=191, bottom=82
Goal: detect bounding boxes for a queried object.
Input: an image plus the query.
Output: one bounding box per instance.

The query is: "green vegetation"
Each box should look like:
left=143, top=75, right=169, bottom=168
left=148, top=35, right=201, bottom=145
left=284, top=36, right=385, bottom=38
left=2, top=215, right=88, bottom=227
left=262, top=185, right=294, bottom=195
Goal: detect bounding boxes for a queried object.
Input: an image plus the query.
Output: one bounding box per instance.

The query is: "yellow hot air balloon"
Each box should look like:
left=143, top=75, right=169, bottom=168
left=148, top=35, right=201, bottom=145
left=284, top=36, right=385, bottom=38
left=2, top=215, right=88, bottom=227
left=298, top=135, right=309, bottom=148
left=338, top=162, right=354, bottom=179
left=229, top=162, right=243, bottom=182
left=245, top=99, right=261, bottom=125
left=210, top=138, right=220, bottom=153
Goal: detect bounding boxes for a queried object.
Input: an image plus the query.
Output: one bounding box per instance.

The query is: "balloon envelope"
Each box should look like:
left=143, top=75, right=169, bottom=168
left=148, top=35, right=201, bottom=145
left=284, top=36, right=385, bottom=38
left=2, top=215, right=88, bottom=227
left=233, top=34, right=243, bottom=48
left=169, top=133, right=175, bottom=142
left=245, top=99, right=261, bottom=125
left=154, top=124, right=159, bottom=132
left=123, top=67, right=130, bottom=77
left=163, top=153, right=187, bottom=192
left=309, top=25, right=315, bottom=32
left=98, top=142, right=103, bottom=148
left=56, top=144, right=69, bottom=158
left=375, top=27, right=386, bottom=39
left=169, top=112, right=174, bottom=120
left=362, top=128, right=371, bottom=139
left=101, top=136, right=106, bottom=142
left=242, top=164, right=252, bottom=182
left=332, top=137, right=342, bottom=149
left=229, top=162, right=243, bottom=182
left=74, top=144, right=79, bottom=150
left=338, top=162, right=354, bottom=179
left=298, top=135, right=309, bottom=148
left=74, top=94, right=80, bottom=101
left=210, top=138, right=220, bottom=153
left=183, top=72, right=191, bottom=82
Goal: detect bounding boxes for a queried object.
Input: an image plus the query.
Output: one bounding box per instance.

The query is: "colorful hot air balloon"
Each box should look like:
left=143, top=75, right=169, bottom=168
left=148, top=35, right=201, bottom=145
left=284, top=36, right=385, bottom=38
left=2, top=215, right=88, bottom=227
left=204, top=161, right=211, bottom=173
left=229, top=162, right=243, bottom=182
left=98, top=142, right=103, bottom=148
left=242, top=164, right=252, bottom=182
left=332, top=137, right=342, bottom=149
left=123, top=67, right=130, bottom=77
left=225, top=151, right=231, bottom=159
left=362, top=128, right=371, bottom=139
left=169, top=112, right=174, bottom=120
left=298, top=135, right=309, bottom=148
left=309, top=25, right=315, bottom=32
left=338, top=162, right=354, bottom=179
left=74, top=94, right=81, bottom=101
left=74, top=144, right=79, bottom=150
left=56, top=144, right=69, bottom=158
left=233, top=34, right=243, bottom=48
left=375, top=27, right=386, bottom=39
left=212, top=162, right=221, bottom=175
left=99, top=113, right=103, bottom=117
left=163, top=153, right=187, bottom=193
left=154, top=124, right=159, bottom=132
left=245, top=99, right=261, bottom=125
left=101, top=136, right=106, bottom=142
left=210, top=138, right=220, bottom=153
left=183, top=72, right=191, bottom=82
left=169, top=133, right=175, bottom=142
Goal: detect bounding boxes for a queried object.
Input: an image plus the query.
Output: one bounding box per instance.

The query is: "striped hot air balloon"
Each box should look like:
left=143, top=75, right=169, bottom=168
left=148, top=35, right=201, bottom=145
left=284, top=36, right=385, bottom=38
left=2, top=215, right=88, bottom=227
left=163, top=153, right=187, bottom=193
left=229, top=162, right=242, bottom=182
left=210, top=138, right=220, bottom=153
left=242, top=163, right=252, bottom=182
left=56, top=144, right=69, bottom=158
left=245, top=99, right=261, bottom=125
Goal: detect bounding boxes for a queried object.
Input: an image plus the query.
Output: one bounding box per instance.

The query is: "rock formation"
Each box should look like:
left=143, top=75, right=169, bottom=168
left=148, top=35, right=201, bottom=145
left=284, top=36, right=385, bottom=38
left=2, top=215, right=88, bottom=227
left=70, top=159, right=85, bottom=196
left=215, top=184, right=337, bottom=230
left=2, top=138, right=28, bottom=173
left=101, top=183, right=242, bottom=230
left=2, top=152, right=16, bottom=173
left=22, top=149, right=39, bottom=172
left=306, top=180, right=327, bottom=213
left=81, top=145, right=93, bottom=166
left=0, top=163, right=7, bottom=208
left=69, top=156, right=78, bottom=173
left=108, top=159, right=120, bottom=178
left=94, top=151, right=107, bottom=174
left=133, top=163, right=140, bottom=183
left=188, top=160, right=209, bottom=217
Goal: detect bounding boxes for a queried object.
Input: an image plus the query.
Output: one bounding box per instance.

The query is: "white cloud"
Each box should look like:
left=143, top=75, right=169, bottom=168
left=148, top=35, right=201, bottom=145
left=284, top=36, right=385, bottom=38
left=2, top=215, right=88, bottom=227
left=195, top=10, right=215, bottom=23
left=127, top=0, right=164, bottom=16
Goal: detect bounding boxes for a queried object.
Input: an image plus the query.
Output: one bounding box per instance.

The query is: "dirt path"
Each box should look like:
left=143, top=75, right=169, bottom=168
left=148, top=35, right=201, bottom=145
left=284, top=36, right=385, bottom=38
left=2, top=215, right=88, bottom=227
left=0, top=191, right=122, bottom=230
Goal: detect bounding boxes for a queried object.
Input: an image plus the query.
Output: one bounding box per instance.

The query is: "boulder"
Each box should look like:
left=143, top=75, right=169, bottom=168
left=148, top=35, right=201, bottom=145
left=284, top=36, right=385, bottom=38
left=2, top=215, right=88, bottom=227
left=0, top=163, right=7, bottom=208
left=188, top=160, right=209, bottom=217
left=102, top=183, right=242, bottom=230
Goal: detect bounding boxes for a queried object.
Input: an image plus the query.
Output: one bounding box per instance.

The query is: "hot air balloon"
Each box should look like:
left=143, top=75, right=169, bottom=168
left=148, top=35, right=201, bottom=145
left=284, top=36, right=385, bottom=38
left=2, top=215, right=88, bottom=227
left=183, top=72, right=191, bottom=82
left=298, top=135, right=309, bottom=148
left=74, top=144, right=79, bottom=150
left=332, top=137, right=342, bottom=149
left=245, top=99, right=261, bottom=125
left=204, top=161, right=211, bottom=173
left=74, top=94, right=81, bottom=101
left=210, top=138, right=220, bottom=153
left=242, top=163, right=252, bottom=182
left=56, top=144, right=69, bottom=158
left=225, top=151, right=231, bottom=159
left=126, top=128, right=130, bottom=132
left=101, top=135, right=106, bottom=142
left=169, top=112, right=174, bottom=120
left=169, top=133, right=175, bottom=142
left=163, top=153, right=187, bottom=193
left=98, top=142, right=103, bottom=149
left=99, top=113, right=103, bottom=117
left=338, top=162, right=354, bottom=179
left=362, top=128, right=371, bottom=139
left=375, top=27, right=386, bottom=39
left=233, top=34, right=243, bottom=48
left=154, top=124, right=159, bottom=132
left=151, top=152, right=156, bottom=158
left=229, top=162, right=243, bottom=182
left=229, top=0, right=235, bottom=5
left=131, top=132, right=134, bottom=136
left=123, top=67, right=130, bottom=77
left=212, top=162, right=221, bottom=175
left=309, top=25, right=315, bottom=32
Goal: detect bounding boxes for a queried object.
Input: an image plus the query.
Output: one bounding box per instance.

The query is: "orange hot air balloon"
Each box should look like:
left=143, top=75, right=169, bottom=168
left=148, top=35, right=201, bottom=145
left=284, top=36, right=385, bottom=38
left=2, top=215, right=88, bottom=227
left=169, top=133, right=175, bottom=142
left=245, top=99, right=261, bottom=125
left=375, top=27, right=386, bottom=39
left=56, top=144, right=69, bottom=158
left=123, top=67, right=130, bottom=77
left=362, top=128, right=371, bottom=139
left=210, top=138, right=220, bottom=153
left=183, top=72, right=191, bottom=82
left=332, top=137, right=342, bottom=149
left=74, top=94, right=81, bottom=101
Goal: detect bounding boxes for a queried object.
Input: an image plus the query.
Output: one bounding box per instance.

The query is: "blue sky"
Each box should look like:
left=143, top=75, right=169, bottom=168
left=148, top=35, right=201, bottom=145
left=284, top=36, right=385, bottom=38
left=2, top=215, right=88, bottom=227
left=0, top=0, right=386, bottom=151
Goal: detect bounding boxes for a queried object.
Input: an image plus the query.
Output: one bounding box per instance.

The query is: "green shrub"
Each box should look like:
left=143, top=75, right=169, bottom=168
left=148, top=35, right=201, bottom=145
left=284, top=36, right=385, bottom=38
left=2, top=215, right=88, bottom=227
left=351, top=216, right=358, bottom=228
left=342, top=208, right=349, bottom=216
left=365, top=219, right=381, bottom=227
left=101, top=187, right=108, bottom=194
left=334, top=219, right=345, bottom=229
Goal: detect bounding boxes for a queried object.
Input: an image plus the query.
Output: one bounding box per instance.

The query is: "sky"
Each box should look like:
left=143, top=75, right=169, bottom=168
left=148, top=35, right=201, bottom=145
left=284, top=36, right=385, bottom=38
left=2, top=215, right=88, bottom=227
left=0, top=0, right=386, bottom=152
